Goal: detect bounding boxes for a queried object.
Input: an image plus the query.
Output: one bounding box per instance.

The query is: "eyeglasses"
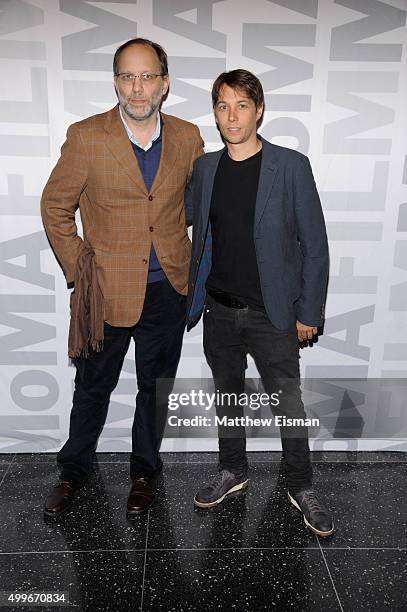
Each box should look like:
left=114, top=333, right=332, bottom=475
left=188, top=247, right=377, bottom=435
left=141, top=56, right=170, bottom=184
left=115, top=72, right=164, bottom=84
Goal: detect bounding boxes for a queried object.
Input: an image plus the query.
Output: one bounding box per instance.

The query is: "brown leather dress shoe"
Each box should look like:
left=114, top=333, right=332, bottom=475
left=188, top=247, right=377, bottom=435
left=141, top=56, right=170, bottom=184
left=44, top=480, right=75, bottom=517
left=127, top=477, right=155, bottom=515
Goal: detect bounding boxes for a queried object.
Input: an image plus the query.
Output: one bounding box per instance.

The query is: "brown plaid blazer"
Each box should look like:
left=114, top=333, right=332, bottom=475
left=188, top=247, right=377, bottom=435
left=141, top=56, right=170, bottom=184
left=41, top=105, right=204, bottom=327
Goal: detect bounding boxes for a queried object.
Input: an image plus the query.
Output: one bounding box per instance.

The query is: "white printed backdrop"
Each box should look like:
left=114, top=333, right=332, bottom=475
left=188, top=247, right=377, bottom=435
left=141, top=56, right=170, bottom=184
left=1, top=0, right=406, bottom=453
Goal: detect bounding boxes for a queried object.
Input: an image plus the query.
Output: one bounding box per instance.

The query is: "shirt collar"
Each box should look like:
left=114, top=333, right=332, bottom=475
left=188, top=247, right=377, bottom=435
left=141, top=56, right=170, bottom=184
left=119, top=106, right=161, bottom=151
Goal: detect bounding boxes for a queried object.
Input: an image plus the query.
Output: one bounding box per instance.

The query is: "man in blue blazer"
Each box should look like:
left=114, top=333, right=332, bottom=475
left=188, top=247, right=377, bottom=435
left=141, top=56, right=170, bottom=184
left=185, top=70, right=333, bottom=537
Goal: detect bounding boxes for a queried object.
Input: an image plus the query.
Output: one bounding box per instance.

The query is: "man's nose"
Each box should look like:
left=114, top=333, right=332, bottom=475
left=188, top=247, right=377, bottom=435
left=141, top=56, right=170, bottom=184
left=228, top=108, right=237, bottom=122
left=132, top=76, right=144, bottom=92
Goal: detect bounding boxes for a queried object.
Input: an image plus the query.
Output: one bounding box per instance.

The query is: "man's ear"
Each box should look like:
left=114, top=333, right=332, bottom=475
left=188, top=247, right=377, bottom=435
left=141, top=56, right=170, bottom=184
left=256, top=103, right=264, bottom=121
left=162, top=76, right=170, bottom=96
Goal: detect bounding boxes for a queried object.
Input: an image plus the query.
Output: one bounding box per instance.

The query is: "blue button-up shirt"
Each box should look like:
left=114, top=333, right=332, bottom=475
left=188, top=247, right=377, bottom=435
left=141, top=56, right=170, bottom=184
left=119, top=106, right=161, bottom=151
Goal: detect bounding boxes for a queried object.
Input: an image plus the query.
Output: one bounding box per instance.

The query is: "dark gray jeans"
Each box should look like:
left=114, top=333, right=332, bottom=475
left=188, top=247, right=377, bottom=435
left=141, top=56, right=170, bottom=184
left=203, top=295, right=313, bottom=493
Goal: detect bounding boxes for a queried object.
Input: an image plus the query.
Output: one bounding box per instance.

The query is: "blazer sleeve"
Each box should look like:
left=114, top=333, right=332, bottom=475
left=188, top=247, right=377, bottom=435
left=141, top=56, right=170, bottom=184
left=294, top=155, right=329, bottom=327
left=40, top=124, right=88, bottom=285
left=185, top=127, right=204, bottom=227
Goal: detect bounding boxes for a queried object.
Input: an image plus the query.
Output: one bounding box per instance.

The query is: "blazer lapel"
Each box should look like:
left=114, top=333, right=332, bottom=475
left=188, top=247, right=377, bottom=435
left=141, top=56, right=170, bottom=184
left=254, top=137, right=279, bottom=230
left=201, top=148, right=224, bottom=227
left=150, top=114, right=180, bottom=193
left=104, top=105, right=147, bottom=194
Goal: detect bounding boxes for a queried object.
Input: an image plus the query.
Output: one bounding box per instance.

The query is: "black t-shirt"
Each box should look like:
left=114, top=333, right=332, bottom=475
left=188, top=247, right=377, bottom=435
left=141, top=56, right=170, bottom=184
left=206, top=147, right=265, bottom=310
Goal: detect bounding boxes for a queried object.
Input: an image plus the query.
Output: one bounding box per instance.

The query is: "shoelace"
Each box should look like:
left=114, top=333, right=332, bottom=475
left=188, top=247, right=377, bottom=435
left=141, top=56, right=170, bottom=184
left=208, top=470, right=227, bottom=491
left=300, top=490, right=324, bottom=514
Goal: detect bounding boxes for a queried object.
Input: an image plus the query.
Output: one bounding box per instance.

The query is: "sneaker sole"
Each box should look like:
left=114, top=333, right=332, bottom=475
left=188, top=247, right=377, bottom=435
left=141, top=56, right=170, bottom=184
left=288, top=492, right=335, bottom=537
left=194, top=479, right=249, bottom=509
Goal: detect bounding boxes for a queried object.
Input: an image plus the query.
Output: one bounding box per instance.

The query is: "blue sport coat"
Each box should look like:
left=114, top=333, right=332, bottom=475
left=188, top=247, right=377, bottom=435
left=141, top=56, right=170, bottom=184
left=185, top=137, right=329, bottom=331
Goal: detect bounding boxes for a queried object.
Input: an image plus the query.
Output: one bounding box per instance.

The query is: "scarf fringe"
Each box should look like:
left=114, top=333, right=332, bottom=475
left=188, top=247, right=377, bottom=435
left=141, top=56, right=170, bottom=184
left=68, top=339, right=104, bottom=361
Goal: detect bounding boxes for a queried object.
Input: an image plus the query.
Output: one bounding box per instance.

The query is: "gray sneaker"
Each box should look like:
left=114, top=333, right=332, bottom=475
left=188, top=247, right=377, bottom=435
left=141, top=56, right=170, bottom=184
left=194, top=469, right=249, bottom=508
left=288, top=489, right=335, bottom=537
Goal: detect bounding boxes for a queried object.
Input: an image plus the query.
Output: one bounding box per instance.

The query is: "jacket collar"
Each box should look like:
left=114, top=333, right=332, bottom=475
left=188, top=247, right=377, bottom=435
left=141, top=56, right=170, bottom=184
left=202, top=136, right=279, bottom=229
left=103, top=106, right=180, bottom=193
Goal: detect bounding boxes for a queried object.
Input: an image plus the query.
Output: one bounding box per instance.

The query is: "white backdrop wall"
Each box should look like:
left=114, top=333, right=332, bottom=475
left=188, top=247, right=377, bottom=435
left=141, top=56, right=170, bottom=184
left=0, top=0, right=406, bottom=453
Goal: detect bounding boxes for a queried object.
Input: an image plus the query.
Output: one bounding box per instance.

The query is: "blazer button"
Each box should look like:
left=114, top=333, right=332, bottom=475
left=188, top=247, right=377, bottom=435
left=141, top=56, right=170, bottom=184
left=142, top=258, right=147, bottom=264
left=148, top=195, right=154, bottom=201
left=149, top=226, right=154, bottom=232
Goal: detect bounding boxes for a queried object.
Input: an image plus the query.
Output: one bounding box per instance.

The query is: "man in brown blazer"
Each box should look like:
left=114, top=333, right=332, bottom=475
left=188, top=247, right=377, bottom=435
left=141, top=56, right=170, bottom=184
left=41, top=38, right=203, bottom=517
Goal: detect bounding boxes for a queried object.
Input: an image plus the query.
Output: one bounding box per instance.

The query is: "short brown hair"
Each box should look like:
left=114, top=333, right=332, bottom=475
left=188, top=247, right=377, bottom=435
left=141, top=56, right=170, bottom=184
left=113, top=38, right=168, bottom=77
left=212, top=69, right=264, bottom=124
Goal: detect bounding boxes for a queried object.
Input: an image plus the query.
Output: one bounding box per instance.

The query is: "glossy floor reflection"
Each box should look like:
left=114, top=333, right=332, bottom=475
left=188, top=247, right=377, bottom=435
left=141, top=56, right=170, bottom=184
left=0, top=451, right=405, bottom=611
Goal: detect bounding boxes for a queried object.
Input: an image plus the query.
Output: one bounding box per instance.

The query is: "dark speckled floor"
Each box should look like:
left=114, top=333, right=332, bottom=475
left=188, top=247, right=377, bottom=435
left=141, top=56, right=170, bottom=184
left=0, top=451, right=406, bottom=611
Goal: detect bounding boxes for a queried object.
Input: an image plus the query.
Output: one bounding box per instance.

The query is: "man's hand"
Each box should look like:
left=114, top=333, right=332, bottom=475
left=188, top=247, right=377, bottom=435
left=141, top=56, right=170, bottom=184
left=296, top=320, right=318, bottom=343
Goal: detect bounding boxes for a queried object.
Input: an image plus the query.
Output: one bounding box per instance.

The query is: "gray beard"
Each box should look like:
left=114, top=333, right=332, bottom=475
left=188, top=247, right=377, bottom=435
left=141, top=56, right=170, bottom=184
left=122, top=99, right=157, bottom=121
left=117, top=88, right=162, bottom=122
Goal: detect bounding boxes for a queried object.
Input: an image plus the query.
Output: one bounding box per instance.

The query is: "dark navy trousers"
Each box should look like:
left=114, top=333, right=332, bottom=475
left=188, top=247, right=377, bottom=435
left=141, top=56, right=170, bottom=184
left=58, top=277, right=186, bottom=485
